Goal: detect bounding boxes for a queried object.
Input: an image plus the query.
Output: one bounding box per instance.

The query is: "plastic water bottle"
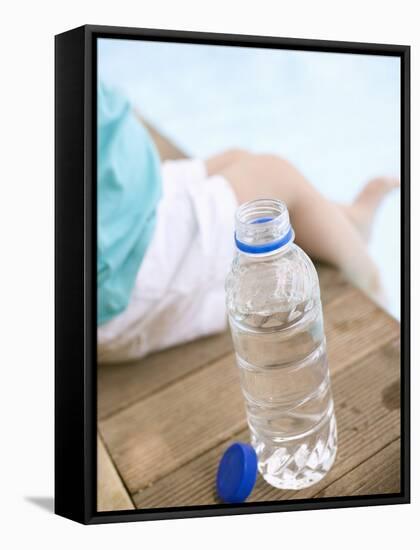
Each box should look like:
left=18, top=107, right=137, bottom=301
left=226, top=199, right=337, bottom=490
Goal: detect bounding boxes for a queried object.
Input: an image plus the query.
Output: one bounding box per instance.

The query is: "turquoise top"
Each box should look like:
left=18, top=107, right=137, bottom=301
left=97, top=82, right=162, bottom=325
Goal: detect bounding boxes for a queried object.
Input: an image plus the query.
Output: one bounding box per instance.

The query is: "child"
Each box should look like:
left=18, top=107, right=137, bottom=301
left=97, top=82, right=398, bottom=363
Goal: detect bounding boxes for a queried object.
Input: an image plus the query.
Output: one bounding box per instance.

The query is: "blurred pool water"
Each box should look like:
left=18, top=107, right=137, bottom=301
left=98, top=39, right=401, bottom=320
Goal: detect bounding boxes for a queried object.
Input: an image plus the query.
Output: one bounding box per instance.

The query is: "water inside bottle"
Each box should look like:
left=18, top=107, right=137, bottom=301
left=229, top=299, right=337, bottom=489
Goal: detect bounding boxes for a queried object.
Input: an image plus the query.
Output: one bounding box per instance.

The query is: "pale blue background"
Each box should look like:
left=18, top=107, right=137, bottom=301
left=98, top=38, right=401, bottom=319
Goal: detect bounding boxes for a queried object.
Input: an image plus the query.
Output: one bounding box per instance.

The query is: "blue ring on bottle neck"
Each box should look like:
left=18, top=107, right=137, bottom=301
left=235, top=226, right=294, bottom=254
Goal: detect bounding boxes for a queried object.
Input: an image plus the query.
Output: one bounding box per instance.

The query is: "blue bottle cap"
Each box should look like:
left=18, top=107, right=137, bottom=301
left=216, top=442, right=258, bottom=503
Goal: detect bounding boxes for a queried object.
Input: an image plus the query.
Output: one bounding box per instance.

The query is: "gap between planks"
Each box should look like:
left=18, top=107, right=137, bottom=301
left=97, top=432, right=135, bottom=512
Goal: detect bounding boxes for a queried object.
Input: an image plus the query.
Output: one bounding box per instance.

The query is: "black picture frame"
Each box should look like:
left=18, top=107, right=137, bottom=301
left=55, top=24, right=410, bottom=525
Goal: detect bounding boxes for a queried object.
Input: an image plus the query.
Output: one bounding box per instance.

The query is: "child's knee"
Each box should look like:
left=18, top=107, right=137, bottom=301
left=226, top=148, right=253, bottom=164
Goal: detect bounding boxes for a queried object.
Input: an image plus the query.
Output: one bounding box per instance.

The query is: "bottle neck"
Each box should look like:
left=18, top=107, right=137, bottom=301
left=234, top=199, right=294, bottom=257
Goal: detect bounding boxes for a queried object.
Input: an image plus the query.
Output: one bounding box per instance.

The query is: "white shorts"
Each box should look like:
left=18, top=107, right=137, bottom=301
left=97, top=158, right=238, bottom=363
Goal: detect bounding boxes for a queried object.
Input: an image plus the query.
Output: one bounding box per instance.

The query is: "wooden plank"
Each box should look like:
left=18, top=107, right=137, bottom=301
left=314, top=438, right=400, bottom=498
left=98, top=284, right=397, bottom=421
left=100, top=289, right=399, bottom=498
left=133, top=338, right=400, bottom=508
left=100, top=351, right=244, bottom=496
left=323, top=287, right=398, bottom=375
left=98, top=331, right=232, bottom=420
left=97, top=434, right=134, bottom=512
left=317, top=263, right=352, bottom=305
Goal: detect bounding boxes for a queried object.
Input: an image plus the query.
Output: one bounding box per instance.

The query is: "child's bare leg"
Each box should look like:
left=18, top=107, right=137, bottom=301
left=218, top=153, right=384, bottom=302
left=339, top=177, right=399, bottom=240
left=206, top=152, right=398, bottom=244
left=205, top=149, right=251, bottom=176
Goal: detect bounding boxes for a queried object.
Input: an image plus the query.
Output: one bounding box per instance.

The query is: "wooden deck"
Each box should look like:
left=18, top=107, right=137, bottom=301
left=97, top=124, right=401, bottom=512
